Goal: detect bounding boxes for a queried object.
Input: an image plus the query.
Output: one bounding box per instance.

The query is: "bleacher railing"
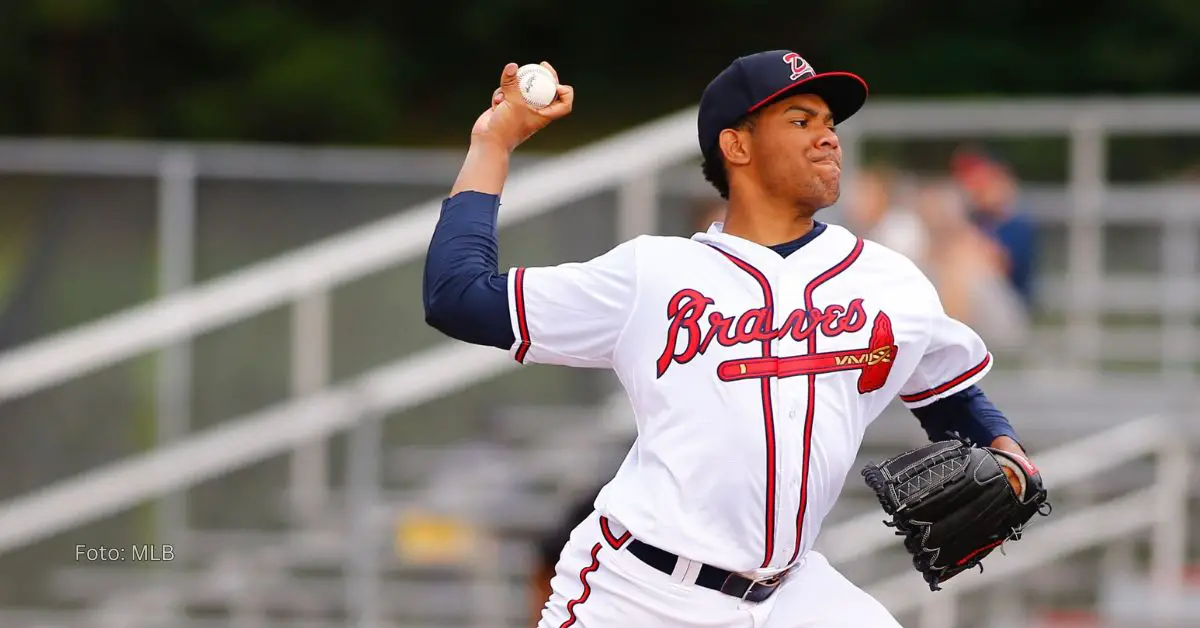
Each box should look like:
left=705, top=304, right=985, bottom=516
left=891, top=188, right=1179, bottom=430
left=0, top=97, right=1198, bottom=565
left=4, top=98, right=1200, bottom=403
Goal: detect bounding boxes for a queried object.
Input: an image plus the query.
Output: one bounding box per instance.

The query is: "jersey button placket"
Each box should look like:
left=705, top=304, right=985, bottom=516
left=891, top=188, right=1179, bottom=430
left=768, top=274, right=794, bottom=568
left=778, top=269, right=807, bottom=566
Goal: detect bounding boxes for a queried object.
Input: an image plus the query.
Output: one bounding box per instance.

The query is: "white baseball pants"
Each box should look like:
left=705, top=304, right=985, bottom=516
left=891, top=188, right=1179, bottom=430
left=537, top=510, right=904, bottom=628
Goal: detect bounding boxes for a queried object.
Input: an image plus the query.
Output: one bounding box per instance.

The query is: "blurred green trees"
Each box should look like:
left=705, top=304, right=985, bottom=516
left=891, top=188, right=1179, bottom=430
left=0, top=0, right=1197, bottom=147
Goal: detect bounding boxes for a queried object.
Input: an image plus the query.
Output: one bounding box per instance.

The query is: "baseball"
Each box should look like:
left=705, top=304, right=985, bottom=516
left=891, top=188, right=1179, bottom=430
left=516, top=64, right=557, bottom=109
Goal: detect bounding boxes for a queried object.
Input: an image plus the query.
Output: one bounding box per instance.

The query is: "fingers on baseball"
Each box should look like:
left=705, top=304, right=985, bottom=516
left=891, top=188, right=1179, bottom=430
left=539, top=61, right=560, bottom=82
left=536, top=84, right=574, bottom=118
left=499, top=62, right=523, bottom=101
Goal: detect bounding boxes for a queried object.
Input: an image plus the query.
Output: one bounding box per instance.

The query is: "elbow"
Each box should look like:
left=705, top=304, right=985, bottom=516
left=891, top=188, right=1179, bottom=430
left=423, top=274, right=485, bottom=342
left=422, top=265, right=510, bottom=348
left=422, top=265, right=454, bottom=333
left=422, top=286, right=459, bottom=336
left=423, top=301, right=441, bottom=331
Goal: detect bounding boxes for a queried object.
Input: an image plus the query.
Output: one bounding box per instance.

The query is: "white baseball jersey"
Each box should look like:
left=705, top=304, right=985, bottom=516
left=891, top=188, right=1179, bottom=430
left=507, top=222, right=992, bottom=574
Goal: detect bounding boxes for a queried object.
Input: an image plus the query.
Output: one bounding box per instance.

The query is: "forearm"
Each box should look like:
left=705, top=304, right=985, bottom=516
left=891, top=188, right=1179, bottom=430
left=910, top=385, right=1021, bottom=449
left=450, top=139, right=512, bottom=196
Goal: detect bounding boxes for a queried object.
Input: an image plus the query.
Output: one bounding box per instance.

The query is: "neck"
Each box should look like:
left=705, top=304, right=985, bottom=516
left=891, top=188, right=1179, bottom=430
left=722, top=191, right=817, bottom=246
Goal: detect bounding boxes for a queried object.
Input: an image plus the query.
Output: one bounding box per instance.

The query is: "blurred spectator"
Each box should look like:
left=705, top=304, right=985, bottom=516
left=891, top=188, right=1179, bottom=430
left=844, top=165, right=928, bottom=266
left=919, top=170, right=1031, bottom=354
left=949, top=145, right=1038, bottom=309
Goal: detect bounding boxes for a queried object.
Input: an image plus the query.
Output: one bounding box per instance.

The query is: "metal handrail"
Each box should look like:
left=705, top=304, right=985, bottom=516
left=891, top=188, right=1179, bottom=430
left=4, top=98, right=1200, bottom=403
left=0, top=342, right=511, bottom=555
left=0, top=109, right=696, bottom=402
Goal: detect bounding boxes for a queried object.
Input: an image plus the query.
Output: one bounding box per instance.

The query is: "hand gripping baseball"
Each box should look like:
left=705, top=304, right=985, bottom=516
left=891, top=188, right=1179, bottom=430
left=471, top=62, right=574, bottom=151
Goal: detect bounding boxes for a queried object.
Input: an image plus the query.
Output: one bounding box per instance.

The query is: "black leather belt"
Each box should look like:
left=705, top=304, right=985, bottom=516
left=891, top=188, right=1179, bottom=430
left=627, top=539, right=789, bottom=603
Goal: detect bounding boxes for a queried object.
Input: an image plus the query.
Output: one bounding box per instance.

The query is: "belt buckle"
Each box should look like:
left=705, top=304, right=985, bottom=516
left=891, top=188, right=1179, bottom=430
left=729, top=570, right=787, bottom=604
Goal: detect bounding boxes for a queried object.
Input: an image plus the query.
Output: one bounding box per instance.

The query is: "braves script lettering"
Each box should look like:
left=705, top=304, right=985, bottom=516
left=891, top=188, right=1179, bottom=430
left=656, top=289, right=867, bottom=378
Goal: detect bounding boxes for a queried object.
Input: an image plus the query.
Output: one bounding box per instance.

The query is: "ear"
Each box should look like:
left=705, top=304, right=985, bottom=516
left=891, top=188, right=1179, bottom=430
left=718, top=128, right=752, bottom=166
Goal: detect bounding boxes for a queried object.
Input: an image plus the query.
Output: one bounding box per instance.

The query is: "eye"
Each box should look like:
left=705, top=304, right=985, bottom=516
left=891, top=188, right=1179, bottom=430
left=792, top=119, right=809, bottom=128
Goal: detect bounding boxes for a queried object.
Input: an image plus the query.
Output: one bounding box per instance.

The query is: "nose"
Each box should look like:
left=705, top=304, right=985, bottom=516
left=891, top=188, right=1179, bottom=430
left=817, top=126, right=840, bottom=151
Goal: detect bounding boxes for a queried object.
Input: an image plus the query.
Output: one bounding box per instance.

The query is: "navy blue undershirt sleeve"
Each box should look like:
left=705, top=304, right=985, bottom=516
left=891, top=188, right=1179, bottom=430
left=910, top=385, right=1019, bottom=446
left=422, top=191, right=516, bottom=350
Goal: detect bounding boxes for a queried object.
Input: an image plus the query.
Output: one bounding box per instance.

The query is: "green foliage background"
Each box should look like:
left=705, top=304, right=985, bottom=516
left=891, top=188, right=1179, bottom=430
left=1, top=0, right=1197, bottom=148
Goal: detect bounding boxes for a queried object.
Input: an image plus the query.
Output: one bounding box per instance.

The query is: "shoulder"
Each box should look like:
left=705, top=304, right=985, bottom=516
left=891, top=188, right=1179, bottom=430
left=619, top=233, right=724, bottom=261
left=832, top=225, right=927, bottom=280
left=860, top=237, right=918, bottom=268
left=835, top=225, right=941, bottom=306
left=632, top=233, right=707, bottom=248
left=562, top=235, right=707, bottom=282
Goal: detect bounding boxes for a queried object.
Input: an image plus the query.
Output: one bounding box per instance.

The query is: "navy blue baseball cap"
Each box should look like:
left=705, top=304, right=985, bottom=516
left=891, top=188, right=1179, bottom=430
left=698, top=50, right=868, bottom=163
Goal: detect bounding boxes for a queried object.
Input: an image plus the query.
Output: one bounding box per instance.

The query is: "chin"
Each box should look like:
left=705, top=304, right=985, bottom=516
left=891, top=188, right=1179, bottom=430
left=815, top=175, right=841, bottom=205
left=815, top=187, right=841, bottom=210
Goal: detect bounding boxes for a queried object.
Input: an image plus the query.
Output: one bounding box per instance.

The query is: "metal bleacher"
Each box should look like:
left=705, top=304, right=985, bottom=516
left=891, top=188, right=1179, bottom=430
left=0, top=98, right=1198, bottom=628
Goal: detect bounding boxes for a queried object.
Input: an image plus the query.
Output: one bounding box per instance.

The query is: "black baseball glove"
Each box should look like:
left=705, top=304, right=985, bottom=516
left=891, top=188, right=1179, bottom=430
left=861, top=439, right=1051, bottom=591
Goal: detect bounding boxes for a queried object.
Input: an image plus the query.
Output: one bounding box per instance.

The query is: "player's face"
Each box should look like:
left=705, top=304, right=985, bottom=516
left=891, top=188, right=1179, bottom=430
left=752, top=94, right=842, bottom=211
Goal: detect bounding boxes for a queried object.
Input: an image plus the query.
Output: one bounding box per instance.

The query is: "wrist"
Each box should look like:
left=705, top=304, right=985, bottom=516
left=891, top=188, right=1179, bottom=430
left=470, top=134, right=518, bottom=157
left=989, top=435, right=1026, bottom=457
left=450, top=138, right=512, bottom=197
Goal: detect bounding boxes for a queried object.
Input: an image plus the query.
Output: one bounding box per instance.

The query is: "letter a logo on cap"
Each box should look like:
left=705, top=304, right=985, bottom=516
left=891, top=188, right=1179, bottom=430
left=782, top=52, right=814, bottom=81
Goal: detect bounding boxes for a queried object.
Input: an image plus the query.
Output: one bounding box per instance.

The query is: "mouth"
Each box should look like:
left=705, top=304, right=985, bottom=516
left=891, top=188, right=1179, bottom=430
left=813, top=158, right=841, bottom=171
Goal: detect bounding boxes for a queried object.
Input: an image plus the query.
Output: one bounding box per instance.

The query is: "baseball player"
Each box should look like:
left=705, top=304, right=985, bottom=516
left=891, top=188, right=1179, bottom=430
left=423, top=52, right=1041, bottom=627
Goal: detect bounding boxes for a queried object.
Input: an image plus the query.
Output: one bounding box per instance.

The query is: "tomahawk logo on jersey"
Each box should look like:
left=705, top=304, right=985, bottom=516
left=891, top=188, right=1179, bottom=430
left=508, top=221, right=992, bottom=572
left=654, top=288, right=898, bottom=394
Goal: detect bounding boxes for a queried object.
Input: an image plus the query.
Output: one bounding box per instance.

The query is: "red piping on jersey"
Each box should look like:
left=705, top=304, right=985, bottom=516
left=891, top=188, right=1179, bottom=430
left=559, top=543, right=602, bottom=628
left=899, top=354, right=992, bottom=403
left=599, top=516, right=631, bottom=550
left=513, top=267, right=532, bottom=363
left=709, top=246, right=779, bottom=569
left=789, top=238, right=865, bottom=565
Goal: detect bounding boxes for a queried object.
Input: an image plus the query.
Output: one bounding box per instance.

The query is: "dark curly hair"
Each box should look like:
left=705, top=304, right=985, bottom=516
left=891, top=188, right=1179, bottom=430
left=701, top=113, right=758, bottom=200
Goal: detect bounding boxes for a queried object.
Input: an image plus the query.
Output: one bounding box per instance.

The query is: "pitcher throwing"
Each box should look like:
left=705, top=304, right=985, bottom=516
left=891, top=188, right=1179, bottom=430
left=423, top=51, right=1048, bottom=627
